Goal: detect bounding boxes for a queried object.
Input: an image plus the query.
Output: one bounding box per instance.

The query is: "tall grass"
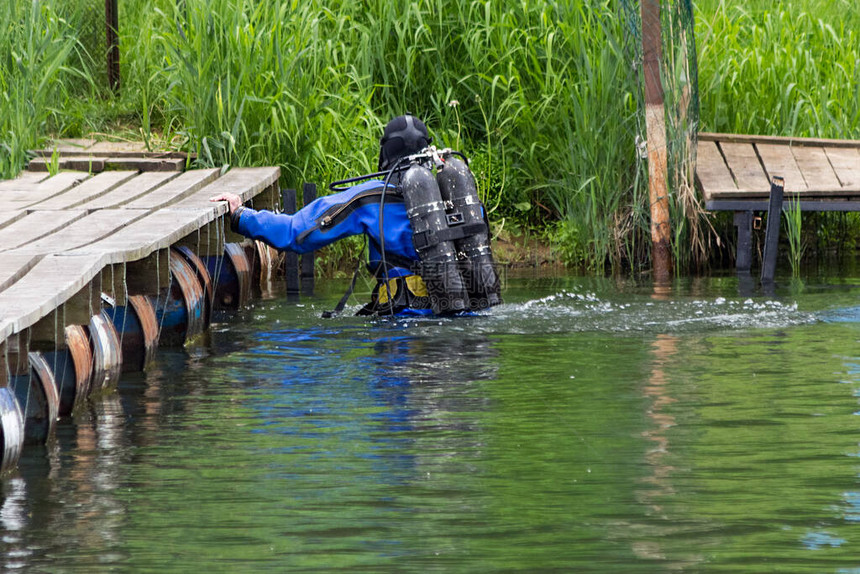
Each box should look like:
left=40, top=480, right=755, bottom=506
left=0, top=1, right=82, bottom=179
left=131, top=0, right=643, bottom=271
left=4, top=0, right=860, bottom=272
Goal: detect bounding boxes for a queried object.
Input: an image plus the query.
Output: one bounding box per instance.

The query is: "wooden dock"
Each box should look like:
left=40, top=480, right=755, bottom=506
left=697, top=132, right=860, bottom=211
left=696, top=132, right=860, bottom=273
left=0, top=153, right=283, bottom=471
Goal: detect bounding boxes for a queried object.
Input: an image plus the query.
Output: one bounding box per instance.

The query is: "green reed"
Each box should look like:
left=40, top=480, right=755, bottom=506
left=4, top=0, right=860, bottom=273
left=0, top=1, right=82, bottom=179
left=783, top=194, right=805, bottom=276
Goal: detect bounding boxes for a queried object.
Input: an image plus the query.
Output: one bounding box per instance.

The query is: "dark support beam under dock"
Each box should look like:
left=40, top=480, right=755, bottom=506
left=761, top=177, right=785, bottom=284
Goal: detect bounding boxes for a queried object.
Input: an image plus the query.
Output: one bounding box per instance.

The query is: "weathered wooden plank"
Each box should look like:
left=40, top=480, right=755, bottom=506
left=33, top=149, right=187, bottom=159
left=824, top=147, right=860, bottom=190
left=0, top=253, right=106, bottom=332
left=76, top=171, right=179, bottom=210
left=756, top=143, right=808, bottom=192
left=42, top=138, right=96, bottom=152
left=28, top=157, right=105, bottom=172
left=695, top=141, right=737, bottom=198
left=0, top=210, right=25, bottom=230
left=123, top=169, right=220, bottom=210
left=0, top=252, right=40, bottom=293
left=792, top=146, right=842, bottom=191
left=700, top=132, right=860, bottom=149
left=13, top=210, right=144, bottom=255
left=67, top=209, right=214, bottom=263
left=0, top=171, right=50, bottom=190
left=0, top=211, right=86, bottom=252
left=0, top=171, right=92, bottom=202
left=30, top=171, right=138, bottom=210
left=31, top=157, right=185, bottom=172
left=86, top=141, right=148, bottom=154
left=719, top=142, right=771, bottom=192
left=171, top=167, right=281, bottom=210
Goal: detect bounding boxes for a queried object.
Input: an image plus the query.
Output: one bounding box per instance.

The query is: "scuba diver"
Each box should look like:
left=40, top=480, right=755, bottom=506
left=210, top=114, right=502, bottom=317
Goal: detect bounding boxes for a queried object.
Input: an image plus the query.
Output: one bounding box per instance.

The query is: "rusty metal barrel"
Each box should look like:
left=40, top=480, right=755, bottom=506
left=0, top=387, right=24, bottom=472
left=174, top=246, right=213, bottom=328
left=43, top=325, right=93, bottom=416
left=89, top=311, right=123, bottom=392
left=9, top=352, right=60, bottom=445
left=103, top=294, right=159, bottom=372
left=207, top=242, right=252, bottom=311
left=152, top=249, right=206, bottom=346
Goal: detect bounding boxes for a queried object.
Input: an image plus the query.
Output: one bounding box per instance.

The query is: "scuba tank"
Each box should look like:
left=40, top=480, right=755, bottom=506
left=400, top=164, right=469, bottom=315
left=436, top=156, right=502, bottom=310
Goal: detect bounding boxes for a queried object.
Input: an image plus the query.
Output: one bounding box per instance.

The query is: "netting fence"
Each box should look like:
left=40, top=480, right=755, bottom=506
left=621, top=0, right=714, bottom=271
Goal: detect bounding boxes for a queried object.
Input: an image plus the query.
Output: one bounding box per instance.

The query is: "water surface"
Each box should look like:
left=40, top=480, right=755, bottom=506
left=4, top=272, right=860, bottom=572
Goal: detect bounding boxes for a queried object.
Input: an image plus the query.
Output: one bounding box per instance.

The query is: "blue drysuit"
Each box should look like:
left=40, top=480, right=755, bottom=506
left=232, top=180, right=430, bottom=314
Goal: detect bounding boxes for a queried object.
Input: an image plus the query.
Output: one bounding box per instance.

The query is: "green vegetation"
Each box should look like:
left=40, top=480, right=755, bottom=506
left=1, top=0, right=859, bottom=273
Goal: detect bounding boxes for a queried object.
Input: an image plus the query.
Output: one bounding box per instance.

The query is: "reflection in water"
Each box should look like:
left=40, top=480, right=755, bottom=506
left=2, top=275, right=860, bottom=570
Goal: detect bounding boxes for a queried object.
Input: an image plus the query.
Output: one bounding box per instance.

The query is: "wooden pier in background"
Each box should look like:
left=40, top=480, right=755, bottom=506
left=0, top=146, right=288, bottom=472
left=696, top=132, right=860, bottom=273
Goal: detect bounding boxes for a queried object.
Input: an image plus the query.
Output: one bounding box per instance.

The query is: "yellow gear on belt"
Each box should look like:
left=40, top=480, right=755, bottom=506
left=376, top=275, right=428, bottom=304
left=405, top=275, right=428, bottom=297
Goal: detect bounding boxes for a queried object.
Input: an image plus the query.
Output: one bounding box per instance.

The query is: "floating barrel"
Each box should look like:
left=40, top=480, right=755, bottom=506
left=174, top=246, right=213, bottom=327
left=153, top=250, right=206, bottom=346
left=9, top=352, right=60, bottom=445
left=89, top=312, right=123, bottom=392
left=43, top=325, right=93, bottom=415
left=0, top=387, right=24, bottom=473
left=244, top=240, right=280, bottom=298
left=207, top=242, right=251, bottom=311
left=103, top=294, right=159, bottom=372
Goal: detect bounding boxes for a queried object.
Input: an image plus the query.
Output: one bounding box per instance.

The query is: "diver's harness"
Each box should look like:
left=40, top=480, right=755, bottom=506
left=319, top=147, right=502, bottom=317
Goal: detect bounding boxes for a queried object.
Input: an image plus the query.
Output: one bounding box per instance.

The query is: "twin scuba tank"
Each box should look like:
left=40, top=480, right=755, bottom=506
left=399, top=150, right=502, bottom=315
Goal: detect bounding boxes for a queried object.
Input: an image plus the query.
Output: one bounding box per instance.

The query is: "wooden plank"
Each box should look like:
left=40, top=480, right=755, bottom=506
left=30, top=171, right=138, bottom=210
left=0, top=171, right=50, bottom=190
left=28, top=157, right=105, bottom=172
left=86, top=141, right=148, bottom=153
left=123, top=169, right=220, bottom=210
left=756, top=143, right=808, bottom=192
left=42, top=138, right=96, bottom=152
left=0, top=253, right=106, bottom=332
left=0, top=171, right=92, bottom=200
left=67, top=209, right=214, bottom=263
left=0, top=210, right=25, bottom=230
left=76, top=171, right=179, bottom=209
left=0, top=252, right=40, bottom=292
left=13, top=210, right=144, bottom=255
left=30, top=157, right=184, bottom=172
left=824, top=147, right=860, bottom=190
left=170, top=167, right=281, bottom=210
left=0, top=211, right=87, bottom=252
left=792, top=146, right=842, bottom=191
left=695, top=140, right=737, bottom=199
left=700, top=132, right=860, bottom=149
left=32, top=149, right=187, bottom=159
left=719, top=142, right=771, bottom=192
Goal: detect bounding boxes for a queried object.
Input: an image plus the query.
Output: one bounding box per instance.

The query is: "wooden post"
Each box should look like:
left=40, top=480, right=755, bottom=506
left=105, top=0, right=120, bottom=93
left=761, top=176, right=785, bottom=284
left=282, top=189, right=300, bottom=297
left=301, top=183, right=317, bottom=296
left=734, top=210, right=753, bottom=273
left=641, top=0, right=672, bottom=283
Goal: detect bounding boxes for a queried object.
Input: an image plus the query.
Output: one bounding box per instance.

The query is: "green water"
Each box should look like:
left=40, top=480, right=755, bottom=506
left=5, top=272, right=860, bottom=572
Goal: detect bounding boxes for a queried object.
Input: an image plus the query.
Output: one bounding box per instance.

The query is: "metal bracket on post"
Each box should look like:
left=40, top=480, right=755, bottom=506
left=282, top=188, right=300, bottom=299
left=761, top=176, right=785, bottom=284
left=300, top=183, right=317, bottom=296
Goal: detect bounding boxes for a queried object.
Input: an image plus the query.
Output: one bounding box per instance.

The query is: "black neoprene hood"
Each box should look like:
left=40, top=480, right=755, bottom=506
left=378, top=115, right=430, bottom=170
